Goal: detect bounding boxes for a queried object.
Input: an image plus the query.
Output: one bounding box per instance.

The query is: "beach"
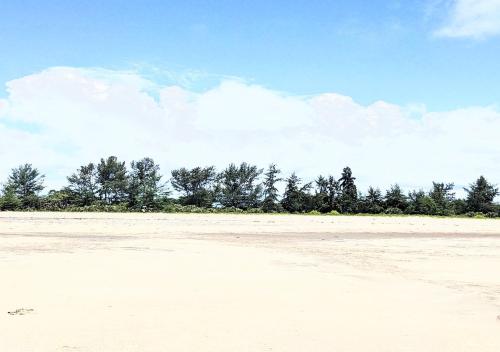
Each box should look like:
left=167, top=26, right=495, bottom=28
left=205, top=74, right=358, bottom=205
left=1, top=212, right=499, bottom=351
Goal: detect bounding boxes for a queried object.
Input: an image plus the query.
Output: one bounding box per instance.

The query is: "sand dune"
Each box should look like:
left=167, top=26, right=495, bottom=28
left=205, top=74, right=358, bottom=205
left=1, top=212, right=499, bottom=351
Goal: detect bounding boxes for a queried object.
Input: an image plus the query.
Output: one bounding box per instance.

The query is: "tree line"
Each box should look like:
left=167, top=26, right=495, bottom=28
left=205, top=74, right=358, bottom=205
left=0, top=156, right=499, bottom=217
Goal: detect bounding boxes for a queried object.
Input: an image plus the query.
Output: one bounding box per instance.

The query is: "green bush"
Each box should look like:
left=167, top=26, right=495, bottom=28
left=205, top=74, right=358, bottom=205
left=246, top=208, right=264, bottom=214
left=465, top=211, right=487, bottom=218
left=385, top=207, right=404, bottom=215
left=326, top=210, right=341, bottom=216
left=306, top=210, right=321, bottom=215
left=0, top=189, right=21, bottom=210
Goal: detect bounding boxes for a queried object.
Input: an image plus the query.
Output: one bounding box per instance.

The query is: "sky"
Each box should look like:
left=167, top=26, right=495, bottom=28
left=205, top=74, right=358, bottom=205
left=0, top=0, right=499, bottom=195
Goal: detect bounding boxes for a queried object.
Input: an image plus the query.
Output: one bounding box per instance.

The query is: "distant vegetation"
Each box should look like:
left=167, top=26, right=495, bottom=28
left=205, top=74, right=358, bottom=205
left=0, top=157, right=499, bottom=218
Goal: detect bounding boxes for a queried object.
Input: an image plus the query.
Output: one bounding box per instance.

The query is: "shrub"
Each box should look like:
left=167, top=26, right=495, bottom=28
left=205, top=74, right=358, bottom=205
left=306, top=210, right=321, bottom=215
left=385, top=207, right=404, bottom=215
left=0, top=189, right=21, bottom=211
left=465, top=211, right=486, bottom=218
left=327, top=210, right=341, bottom=216
left=246, top=208, right=264, bottom=214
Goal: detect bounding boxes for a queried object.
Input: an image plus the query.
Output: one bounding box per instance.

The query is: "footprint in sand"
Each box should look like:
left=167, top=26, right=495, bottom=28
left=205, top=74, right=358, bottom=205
left=7, top=308, right=34, bottom=316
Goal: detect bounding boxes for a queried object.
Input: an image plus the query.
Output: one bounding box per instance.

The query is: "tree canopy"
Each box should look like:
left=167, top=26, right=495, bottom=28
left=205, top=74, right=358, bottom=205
left=464, top=176, right=499, bottom=213
left=3, top=163, right=44, bottom=208
left=171, top=166, right=216, bottom=207
left=0, top=160, right=498, bottom=217
left=216, top=163, right=263, bottom=210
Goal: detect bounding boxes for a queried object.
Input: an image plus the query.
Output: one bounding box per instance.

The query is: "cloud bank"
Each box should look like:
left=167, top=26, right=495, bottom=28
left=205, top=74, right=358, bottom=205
left=435, top=0, right=500, bottom=39
left=1, top=67, right=499, bottom=194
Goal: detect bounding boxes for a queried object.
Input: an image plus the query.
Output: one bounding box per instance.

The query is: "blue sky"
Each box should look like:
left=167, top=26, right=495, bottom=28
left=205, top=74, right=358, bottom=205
left=1, top=0, right=500, bottom=193
left=2, top=0, right=500, bottom=109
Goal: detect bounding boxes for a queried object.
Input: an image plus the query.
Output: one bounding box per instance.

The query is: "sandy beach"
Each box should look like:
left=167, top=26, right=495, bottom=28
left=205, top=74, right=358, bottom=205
left=1, top=212, right=499, bottom=351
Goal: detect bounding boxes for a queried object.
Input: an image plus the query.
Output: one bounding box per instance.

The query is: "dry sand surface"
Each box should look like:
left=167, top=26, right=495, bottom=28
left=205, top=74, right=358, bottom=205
left=1, top=212, right=500, bottom=351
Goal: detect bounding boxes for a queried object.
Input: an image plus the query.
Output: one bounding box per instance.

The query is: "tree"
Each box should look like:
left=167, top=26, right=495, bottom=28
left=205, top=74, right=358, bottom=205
left=97, top=156, right=128, bottom=204
left=261, top=164, right=282, bottom=212
left=339, top=167, right=358, bottom=213
left=359, top=186, right=384, bottom=214
left=464, top=176, right=498, bottom=213
left=128, top=158, right=165, bottom=209
left=313, top=175, right=329, bottom=212
left=216, top=163, right=263, bottom=209
left=385, top=184, right=408, bottom=212
left=452, top=199, right=468, bottom=215
left=41, top=189, right=72, bottom=210
left=407, top=190, right=436, bottom=215
left=66, top=163, right=99, bottom=206
left=312, top=175, right=340, bottom=213
left=171, top=166, right=216, bottom=207
left=326, top=176, right=341, bottom=212
left=281, top=173, right=312, bottom=213
left=429, top=182, right=455, bottom=215
left=4, top=164, right=44, bottom=208
left=0, top=187, right=21, bottom=210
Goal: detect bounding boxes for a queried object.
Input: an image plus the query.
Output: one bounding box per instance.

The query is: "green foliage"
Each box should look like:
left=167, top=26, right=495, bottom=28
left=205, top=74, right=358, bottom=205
left=464, top=176, right=498, bottom=213
left=171, top=166, right=216, bottom=207
left=128, top=157, right=166, bottom=210
left=161, top=203, right=246, bottom=214
left=326, top=210, right=341, bottom=216
left=0, top=187, right=21, bottom=210
left=313, top=175, right=340, bottom=213
left=339, top=167, right=357, bottom=213
left=407, top=190, right=437, bottom=215
left=40, top=190, right=73, bottom=211
left=385, top=184, right=407, bottom=212
left=216, top=163, right=263, bottom=210
left=359, top=186, right=384, bottom=214
left=385, top=207, right=404, bottom=215
left=429, top=182, right=455, bottom=215
left=66, top=163, right=99, bottom=206
left=281, top=173, right=312, bottom=213
left=465, top=212, right=486, bottom=218
left=246, top=207, right=265, bottom=214
left=97, top=156, right=128, bottom=204
left=64, top=203, right=129, bottom=212
left=262, top=164, right=282, bottom=213
left=452, top=199, right=468, bottom=215
left=1, top=159, right=498, bottom=218
left=4, top=164, right=44, bottom=209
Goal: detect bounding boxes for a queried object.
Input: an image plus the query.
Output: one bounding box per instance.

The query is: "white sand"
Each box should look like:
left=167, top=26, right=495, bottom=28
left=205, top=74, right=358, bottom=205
left=1, top=212, right=499, bottom=351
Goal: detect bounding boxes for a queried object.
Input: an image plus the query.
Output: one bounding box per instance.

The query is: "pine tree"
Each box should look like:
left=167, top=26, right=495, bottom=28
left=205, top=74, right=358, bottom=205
left=66, top=163, right=99, bottom=206
left=128, top=157, right=165, bottom=209
left=171, top=166, right=217, bottom=207
left=429, top=182, right=455, bottom=215
left=464, top=176, right=498, bottom=213
left=97, top=156, right=128, bottom=204
left=4, top=164, right=44, bottom=209
left=262, top=164, right=282, bottom=212
left=216, top=163, right=263, bottom=209
left=281, top=173, right=312, bottom=213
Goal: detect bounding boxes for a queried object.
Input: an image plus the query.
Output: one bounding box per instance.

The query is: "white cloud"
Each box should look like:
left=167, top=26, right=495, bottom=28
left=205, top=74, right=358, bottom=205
left=1, top=66, right=499, bottom=195
left=435, top=0, right=500, bottom=39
